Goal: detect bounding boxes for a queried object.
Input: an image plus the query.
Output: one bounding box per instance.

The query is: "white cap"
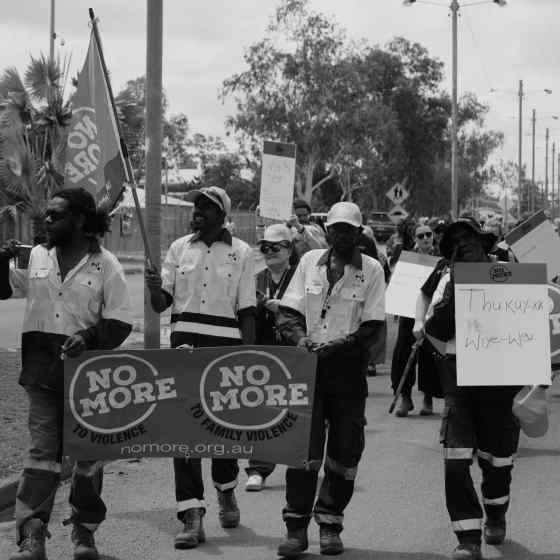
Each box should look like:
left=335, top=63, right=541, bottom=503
left=185, top=186, right=231, bottom=215
left=257, top=224, right=293, bottom=244
left=325, top=202, right=362, bottom=228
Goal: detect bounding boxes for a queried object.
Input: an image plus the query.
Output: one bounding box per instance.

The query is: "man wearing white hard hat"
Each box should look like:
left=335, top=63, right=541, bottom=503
left=275, top=202, right=386, bottom=557
left=145, top=186, right=256, bottom=549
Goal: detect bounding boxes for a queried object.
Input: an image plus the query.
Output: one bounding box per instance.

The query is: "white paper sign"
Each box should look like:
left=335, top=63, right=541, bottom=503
left=505, top=211, right=560, bottom=281
left=386, top=251, right=440, bottom=318
left=455, top=262, right=551, bottom=386
left=259, top=141, right=296, bottom=220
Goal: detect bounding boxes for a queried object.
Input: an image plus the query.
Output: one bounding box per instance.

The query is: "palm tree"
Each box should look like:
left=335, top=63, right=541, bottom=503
left=0, top=54, right=72, bottom=243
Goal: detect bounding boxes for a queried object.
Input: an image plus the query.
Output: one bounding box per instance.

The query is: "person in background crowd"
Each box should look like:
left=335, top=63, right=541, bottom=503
left=484, top=218, right=510, bottom=262
left=415, top=217, right=519, bottom=560
left=429, top=218, right=448, bottom=255
left=145, top=186, right=256, bottom=550
left=360, top=225, right=390, bottom=376
left=275, top=202, right=386, bottom=557
left=391, top=223, right=441, bottom=417
left=244, top=224, right=298, bottom=492
left=286, top=199, right=328, bottom=259
left=1, top=188, right=133, bottom=560
left=387, top=218, right=416, bottom=269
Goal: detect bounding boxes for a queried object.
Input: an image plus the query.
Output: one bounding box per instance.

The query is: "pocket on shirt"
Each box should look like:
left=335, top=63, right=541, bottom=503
left=75, top=273, right=103, bottom=307
left=29, top=268, right=49, bottom=280
left=218, top=263, right=239, bottom=298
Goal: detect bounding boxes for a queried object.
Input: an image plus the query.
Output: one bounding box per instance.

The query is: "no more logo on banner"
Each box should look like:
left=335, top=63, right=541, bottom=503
left=64, top=346, right=317, bottom=467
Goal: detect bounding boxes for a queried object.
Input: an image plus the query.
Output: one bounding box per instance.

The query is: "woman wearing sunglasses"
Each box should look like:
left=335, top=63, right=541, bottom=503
left=244, top=224, right=298, bottom=492
left=391, top=223, right=442, bottom=417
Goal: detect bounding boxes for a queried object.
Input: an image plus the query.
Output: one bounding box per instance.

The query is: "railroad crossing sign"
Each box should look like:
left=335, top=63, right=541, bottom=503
left=386, top=182, right=409, bottom=206
left=388, top=205, right=409, bottom=224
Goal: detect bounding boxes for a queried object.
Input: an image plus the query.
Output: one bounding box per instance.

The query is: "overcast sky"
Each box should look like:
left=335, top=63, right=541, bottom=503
left=1, top=0, right=560, bottom=184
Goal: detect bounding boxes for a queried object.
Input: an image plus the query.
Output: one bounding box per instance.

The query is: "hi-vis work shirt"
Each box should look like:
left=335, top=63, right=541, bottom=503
left=161, top=230, right=256, bottom=342
left=5, top=244, right=132, bottom=390
left=280, top=249, right=385, bottom=345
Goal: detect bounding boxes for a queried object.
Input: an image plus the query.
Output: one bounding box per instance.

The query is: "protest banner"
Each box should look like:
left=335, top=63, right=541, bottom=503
left=64, top=346, right=316, bottom=467
left=259, top=141, right=297, bottom=220
left=385, top=251, right=440, bottom=318
left=505, top=211, right=560, bottom=281
left=454, top=263, right=551, bottom=386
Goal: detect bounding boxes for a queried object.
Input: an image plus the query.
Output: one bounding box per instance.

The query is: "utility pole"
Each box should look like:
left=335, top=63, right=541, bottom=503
left=451, top=0, right=459, bottom=220
left=144, top=0, right=163, bottom=349
left=553, top=142, right=556, bottom=218
left=517, top=79, right=523, bottom=218
left=531, top=109, right=536, bottom=213
left=49, top=0, right=55, bottom=63
left=545, top=128, right=550, bottom=212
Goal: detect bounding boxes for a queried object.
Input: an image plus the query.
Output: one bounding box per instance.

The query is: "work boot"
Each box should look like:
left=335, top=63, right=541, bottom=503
left=451, top=543, right=482, bottom=559
left=245, top=473, right=264, bottom=492
left=71, top=524, right=99, bottom=560
left=395, top=395, right=414, bottom=417
left=420, top=394, right=433, bottom=416
left=319, top=524, right=344, bottom=555
left=277, top=527, right=308, bottom=558
left=484, top=516, right=506, bottom=545
left=10, top=519, right=50, bottom=560
left=174, top=508, right=205, bottom=549
left=217, top=489, right=240, bottom=528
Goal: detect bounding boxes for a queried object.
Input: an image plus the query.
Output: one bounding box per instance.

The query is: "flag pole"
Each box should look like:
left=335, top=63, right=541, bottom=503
left=88, top=8, right=154, bottom=269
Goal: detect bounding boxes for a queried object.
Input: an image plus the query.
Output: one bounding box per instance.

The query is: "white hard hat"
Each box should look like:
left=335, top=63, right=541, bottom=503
left=325, top=202, right=362, bottom=228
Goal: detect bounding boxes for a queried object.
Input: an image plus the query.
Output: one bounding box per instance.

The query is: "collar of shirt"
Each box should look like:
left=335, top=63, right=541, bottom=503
left=47, top=247, right=102, bottom=285
left=315, top=248, right=363, bottom=270
left=189, top=228, right=233, bottom=246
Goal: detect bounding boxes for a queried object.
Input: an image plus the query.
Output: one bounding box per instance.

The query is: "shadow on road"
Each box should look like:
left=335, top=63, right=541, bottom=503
left=111, top=508, right=283, bottom=555
left=499, top=540, right=560, bottom=559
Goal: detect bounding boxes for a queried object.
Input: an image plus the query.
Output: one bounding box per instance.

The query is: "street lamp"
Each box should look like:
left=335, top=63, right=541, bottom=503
left=405, top=0, right=507, bottom=219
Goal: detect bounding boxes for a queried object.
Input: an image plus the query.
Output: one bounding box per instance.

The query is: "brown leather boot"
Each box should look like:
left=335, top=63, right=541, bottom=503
left=277, top=527, right=308, bottom=558
left=174, top=508, right=205, bottom=549
left=10, top=519, right=50, bottom=560
left=71, top=524, right=99, bottom=560
left=319, top=524, right=344, bottom=555
left=217, top=490, right=240, bottom=528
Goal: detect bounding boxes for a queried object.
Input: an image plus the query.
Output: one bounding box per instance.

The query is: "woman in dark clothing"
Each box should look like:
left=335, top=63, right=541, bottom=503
left=390, top=223, right=442, bottom=417
left=245, top=224, right=298, bottom=491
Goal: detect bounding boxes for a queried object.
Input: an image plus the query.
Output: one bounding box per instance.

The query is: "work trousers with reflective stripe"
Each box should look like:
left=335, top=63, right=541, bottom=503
left=174, top=458, right=239, bottom=518
left=439, top=356, right=520, bottom=545
left=283, top=389, right=366, bottom=530
left=15, top=387, right=106, bottom=542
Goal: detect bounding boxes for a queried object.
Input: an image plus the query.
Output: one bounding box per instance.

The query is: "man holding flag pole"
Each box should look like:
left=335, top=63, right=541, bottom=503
left=2, top=10, right=152, bottom=560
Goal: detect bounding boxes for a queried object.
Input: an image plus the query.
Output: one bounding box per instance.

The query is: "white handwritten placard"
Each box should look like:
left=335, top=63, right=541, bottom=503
left=386, top=251, right=441, bottom=318
left=259, top=141, right=297, bottom=221
left=455, top=263, right=551, bottom=386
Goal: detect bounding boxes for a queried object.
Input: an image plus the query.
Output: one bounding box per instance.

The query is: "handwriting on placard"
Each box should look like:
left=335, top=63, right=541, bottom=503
left=464, top=331, right=535, bottom=350
left=459, top=288, right=545, bottom=314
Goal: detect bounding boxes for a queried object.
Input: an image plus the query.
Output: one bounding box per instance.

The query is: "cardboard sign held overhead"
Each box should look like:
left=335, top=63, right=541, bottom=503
left=454, top=263, right=551, bottom=386
left=259, top=141, right=297, bottom=221
left=505, top=211, right=560, bottom=281
left=386, top=251, right=440, bottom=318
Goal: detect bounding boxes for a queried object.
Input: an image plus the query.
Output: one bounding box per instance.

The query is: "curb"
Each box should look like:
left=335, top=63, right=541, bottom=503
left=0, top=459, right=74, bottom=513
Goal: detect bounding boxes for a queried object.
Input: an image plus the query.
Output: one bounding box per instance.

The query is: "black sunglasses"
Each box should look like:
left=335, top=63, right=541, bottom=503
left=416, top=231, right=433, bottom=240
left=44, top=210, right=69, bottom=222
left=260, top=242, right=290, bottom=254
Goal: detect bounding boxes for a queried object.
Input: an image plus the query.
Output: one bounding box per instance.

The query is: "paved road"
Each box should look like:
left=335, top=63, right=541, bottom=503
left=1, top=376, right=559, bottom=559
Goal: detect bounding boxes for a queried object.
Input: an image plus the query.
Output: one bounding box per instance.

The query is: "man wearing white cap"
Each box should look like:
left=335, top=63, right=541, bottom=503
left=275, top=202, right=386, bottom=557
left=145, top=186, right=256, bottom=549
